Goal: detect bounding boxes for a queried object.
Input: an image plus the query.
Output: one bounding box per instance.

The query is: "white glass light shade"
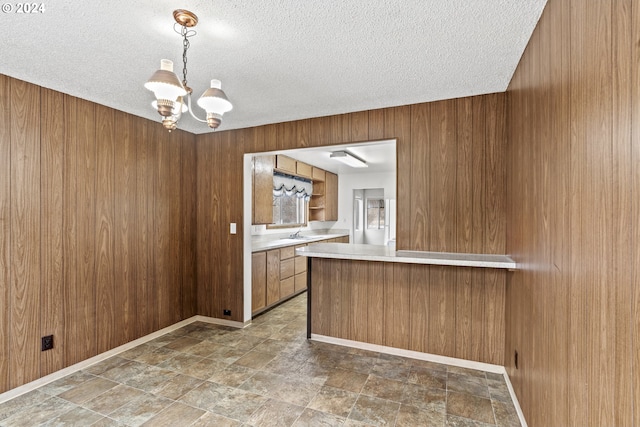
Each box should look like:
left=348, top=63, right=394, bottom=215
left=197, top=79, right=233, bottom=114
left=144, top=60, right=187, bottom=101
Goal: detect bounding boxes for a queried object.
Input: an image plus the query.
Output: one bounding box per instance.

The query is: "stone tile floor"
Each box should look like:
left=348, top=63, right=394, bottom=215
left=0, top=293, right=521, bottom=426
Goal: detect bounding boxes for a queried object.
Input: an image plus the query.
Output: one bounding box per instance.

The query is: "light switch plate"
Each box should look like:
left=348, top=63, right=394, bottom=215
left=230, top=223, right=236, bottom=234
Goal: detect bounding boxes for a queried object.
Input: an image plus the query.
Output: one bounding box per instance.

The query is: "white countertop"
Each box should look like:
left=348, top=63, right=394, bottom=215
left=296, top=243, right=516, bottom=270
left=252, top=233, right=350, bottom=252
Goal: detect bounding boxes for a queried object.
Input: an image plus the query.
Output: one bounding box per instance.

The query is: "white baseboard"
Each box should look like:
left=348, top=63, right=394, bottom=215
left=310, top=334, right=505, bottom=373
left=502, top=369, right=528, bottom=427
left=310, top=334, right=527, bottom=426
left=192, top=315, right=250, bottom=329
left=0, top=315, right=248, bottom=405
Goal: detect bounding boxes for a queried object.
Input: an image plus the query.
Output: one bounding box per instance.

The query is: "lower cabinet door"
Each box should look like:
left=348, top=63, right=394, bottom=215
left=294, top=272, right=307, bottom=292
left=251, top=252, right=267, bottom=313
left=266, top=250, right=280, bottom=305
left=280, top=276, right=295, bottom=299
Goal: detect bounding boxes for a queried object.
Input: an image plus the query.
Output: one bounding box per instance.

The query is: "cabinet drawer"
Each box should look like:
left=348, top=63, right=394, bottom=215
left=295, top=256, right=307, bottom=274
left=280, top=246, right=295, bottom=260
left=294, top=273, right=307, bottom=292
left=280, top=258, right=295, bottom=279
left=280, top=276, right=295, bottom=298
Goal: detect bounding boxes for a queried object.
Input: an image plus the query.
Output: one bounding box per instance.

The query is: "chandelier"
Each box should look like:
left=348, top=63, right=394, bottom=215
left=145, top=9, right=233, bottom=132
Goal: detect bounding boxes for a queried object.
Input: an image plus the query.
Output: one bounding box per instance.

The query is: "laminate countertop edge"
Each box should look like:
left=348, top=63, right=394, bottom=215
left=296, top=243, right=517, bottom=270
left=252, top=233, right=350, bottom=252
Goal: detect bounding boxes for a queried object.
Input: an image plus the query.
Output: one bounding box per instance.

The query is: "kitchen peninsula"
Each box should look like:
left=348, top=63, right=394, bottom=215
left=297, top=243, right=516, bottom=366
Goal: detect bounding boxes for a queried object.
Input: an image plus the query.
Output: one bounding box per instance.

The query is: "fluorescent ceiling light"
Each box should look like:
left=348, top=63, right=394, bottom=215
left=330, top=151, right=368, bottom=168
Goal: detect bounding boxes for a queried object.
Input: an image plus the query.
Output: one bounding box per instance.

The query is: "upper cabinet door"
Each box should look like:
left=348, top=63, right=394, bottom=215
left=276, top=155, right=297, bottom=174
left=252, top=155, right=275, bottom=225
left=325, top=172, right=338, bottom=221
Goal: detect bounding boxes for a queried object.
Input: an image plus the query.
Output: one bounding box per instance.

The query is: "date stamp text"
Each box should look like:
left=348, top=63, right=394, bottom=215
left=2, top=3, right=45, bottom=13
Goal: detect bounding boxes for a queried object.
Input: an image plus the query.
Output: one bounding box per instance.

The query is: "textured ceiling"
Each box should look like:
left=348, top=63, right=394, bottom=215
left=0, top=1, right=546, bottom=134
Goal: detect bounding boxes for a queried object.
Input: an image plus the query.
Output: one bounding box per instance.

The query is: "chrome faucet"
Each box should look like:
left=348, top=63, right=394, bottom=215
left=289, top=229, right=302, bottom=239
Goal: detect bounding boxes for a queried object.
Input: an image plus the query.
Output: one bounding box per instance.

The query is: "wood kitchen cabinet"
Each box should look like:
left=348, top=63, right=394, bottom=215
left=325, top=172, right=338, bottom=221
left=254, top=154, right=338, bottom=224
left=252, top=155, right=274, bottom=225
left=296, top=161, right=312, bottom=178
left=266, top=250, right=280, bottom=305
left=309, top=168, right=338, bottom=222
left=276, top=155, right=297, bottom=174
left=252, top=236, right=348, bottom=316
left=251, top=252, right=267, bottom=312
left=309, top=168, right=326, bottom=222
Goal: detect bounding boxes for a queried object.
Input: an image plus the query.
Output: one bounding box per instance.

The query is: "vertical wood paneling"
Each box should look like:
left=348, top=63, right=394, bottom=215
left=156, top=130, right=182, bottom=327
left=428, top=101, right=457, bottom=357
left=0, top=76, right=198, bottom=394
left=455, top=98, right=473, bottom=360
left=484, top=94, right=506, bottom=365
left=180, top=131, right=197, bottom=318
left=135, top=120, right=155, bottom=337
left=114, top=111, right=137, bottom=346
left=506, top=0, right=637, bottom=424
left=546, top=0, right=571, bottom=423
left=0, top=74, right=10, bottom=391
left=264, top=124, right=278, bottom=152
left=62, top=95, right=79, bottom=366
left=95, top=105, right=115, bottom=354
left=470, top=96, right=487, bottom=363
left=408, top=265, right=429, bottom=353
left=336, top=260, right=351, bottom=339
left=330, top=262, right=344, bottom=338
left=392, top=106, right=412, bottom=250
left=383, top=264, right=409, bottom=349
left=40, top=88, right=65, bottom=375
left=351, top=261, right=367, bottom=342
left=75, top=98, right=97, bottom=362
left=632, top=2, right=640, bottom=425
left=154, top=129, right=169, bottom=329
left=366, top=262, right=384, bottom=345
left=409, top=104, right=430, bottom=251
left=9, top=80, right=40, bottom=387
left=611, top=2, right=633, bottom=426
left=196, top=130, right=213, bottom=317
left=348, top=111, right=369, bottom=142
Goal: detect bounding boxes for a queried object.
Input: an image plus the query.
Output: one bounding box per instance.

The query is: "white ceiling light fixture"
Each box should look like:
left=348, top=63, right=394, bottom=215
left=330, top=151, right=368, bottom=168
left=145, top=9, right=233, bottom=132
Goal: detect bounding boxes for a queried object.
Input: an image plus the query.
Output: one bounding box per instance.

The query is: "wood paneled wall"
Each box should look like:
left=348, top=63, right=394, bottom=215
left=195, top=94, right=506, bottom=327
left=505, top=0, right=639, bottom=425
left=311, top=259, right=506, bottom=365
left=0, top=75, right=197, bottom=393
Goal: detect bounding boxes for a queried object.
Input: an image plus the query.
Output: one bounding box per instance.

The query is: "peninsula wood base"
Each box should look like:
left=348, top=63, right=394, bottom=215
left=307, top=257, right=507, bottom=365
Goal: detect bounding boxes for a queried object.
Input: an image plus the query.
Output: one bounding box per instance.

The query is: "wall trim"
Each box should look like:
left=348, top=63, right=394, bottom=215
left=502, top=369, right=528, bottom=427
left=0, top=315, right=248, bottom=404
left=192, top=315, right=250, bottom=329
left=311, top=334, right=527, bottom=426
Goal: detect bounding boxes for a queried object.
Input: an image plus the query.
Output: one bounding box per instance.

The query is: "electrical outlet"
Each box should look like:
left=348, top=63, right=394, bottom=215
left=514, top=350, right=519, bottom=369
left=42, top=335, right=54, bottom=351
left=223, top=309, right=231, bottom=316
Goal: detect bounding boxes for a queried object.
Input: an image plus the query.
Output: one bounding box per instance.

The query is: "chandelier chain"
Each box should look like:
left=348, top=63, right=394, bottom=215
left=182, top=26, right=190, bottom=88
left=174, top=23, right=196, bottom=88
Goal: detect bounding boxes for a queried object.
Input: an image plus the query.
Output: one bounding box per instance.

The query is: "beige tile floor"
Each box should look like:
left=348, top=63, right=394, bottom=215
left=0, top=293, right=521, bottom=426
